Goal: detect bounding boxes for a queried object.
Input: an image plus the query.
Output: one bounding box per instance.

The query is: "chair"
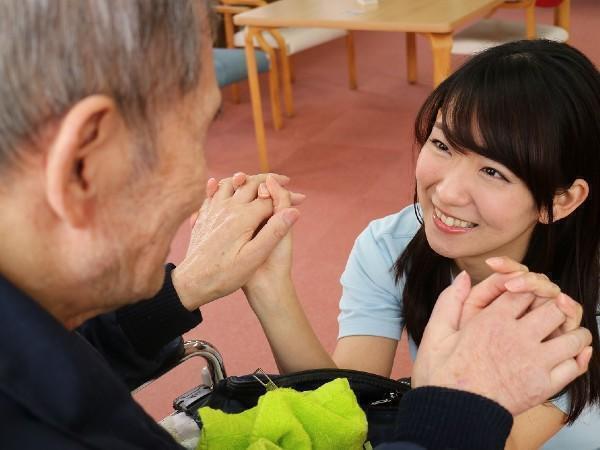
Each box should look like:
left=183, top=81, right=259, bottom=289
left=214, top=4, right=284, bottom=131
left=452, top=0, right=570, bottom=55
left=223, top=0, right=358, bottom=119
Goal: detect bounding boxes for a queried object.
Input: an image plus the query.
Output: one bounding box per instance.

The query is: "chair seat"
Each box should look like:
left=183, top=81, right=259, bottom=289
left=452, top=19, right=569, bottom=55
left=213, top=48, right=270, bottom=88
left=234, top=27, right=347, bottom=55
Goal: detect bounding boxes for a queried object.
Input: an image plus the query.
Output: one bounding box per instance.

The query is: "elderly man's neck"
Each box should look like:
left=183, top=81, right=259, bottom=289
left=0, top=191, right=111, bottom=330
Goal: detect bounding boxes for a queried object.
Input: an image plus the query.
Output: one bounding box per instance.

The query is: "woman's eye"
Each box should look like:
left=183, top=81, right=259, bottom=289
left=430, top=139, right=449, bottom=152
left=481, top=167, right=508, bottom=181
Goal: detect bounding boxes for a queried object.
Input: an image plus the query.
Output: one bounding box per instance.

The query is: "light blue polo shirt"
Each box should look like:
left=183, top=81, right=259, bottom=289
left=338, top=204, right=600, bottom=449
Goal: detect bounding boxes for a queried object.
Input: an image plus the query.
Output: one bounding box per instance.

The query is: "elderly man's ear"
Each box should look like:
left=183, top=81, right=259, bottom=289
left=46, top=95, right=122, bottom=228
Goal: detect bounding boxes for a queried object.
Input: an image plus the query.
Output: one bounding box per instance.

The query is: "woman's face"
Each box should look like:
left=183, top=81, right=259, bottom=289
left=415, top=121, right=540, bottom=268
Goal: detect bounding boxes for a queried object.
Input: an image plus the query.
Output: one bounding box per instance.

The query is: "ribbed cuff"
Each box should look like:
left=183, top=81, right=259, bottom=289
left=116, top=264, right=202, bottom=357
left=391, top=386, right=513, bottom=450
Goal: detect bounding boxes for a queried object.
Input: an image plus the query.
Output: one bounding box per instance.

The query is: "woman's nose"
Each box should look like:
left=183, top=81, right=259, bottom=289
left=435, top=170, right=471, bottom=206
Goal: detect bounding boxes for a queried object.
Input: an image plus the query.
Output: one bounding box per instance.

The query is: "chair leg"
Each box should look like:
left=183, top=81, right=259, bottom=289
left=268, top=52, right=284, bottom=129
left=231, top=83, right=241, bottom=104
left=555, top=0, right=570, bottom=36
left=265, top=29, right=294, bottom=118
left=280, top=52, right=295, bottom=117
left=346, top=31, right=358, bottom=90
left=406, top=32, right=417, bottom=84
left=244, top=28, right=270, bottom=172
left=289, top=55, right=296, bottom=83
left=256, top=32, right=284, bottom=130
left=269, top=29, right=294, bottom=117
left=525, top=3, right=536, bottom=39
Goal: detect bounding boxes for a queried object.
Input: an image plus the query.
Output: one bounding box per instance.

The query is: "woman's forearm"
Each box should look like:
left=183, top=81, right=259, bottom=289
left=244, top=280, right=336, bottom=373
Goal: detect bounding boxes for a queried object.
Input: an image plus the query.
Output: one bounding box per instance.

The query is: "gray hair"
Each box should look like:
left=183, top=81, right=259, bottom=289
left=0, top=0, right=206, bottom=168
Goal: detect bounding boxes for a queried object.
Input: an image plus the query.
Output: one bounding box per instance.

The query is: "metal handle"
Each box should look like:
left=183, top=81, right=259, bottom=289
left=181, top=340, right=227, bottom=387
left=132, top=339, right=227, bottom=394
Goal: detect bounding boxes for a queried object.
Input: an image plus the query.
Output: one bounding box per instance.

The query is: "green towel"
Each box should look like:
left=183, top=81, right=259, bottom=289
left=197, top=377, right=367, bottom=450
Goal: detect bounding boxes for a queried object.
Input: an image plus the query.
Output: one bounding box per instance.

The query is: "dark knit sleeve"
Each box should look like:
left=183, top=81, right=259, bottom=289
left=77, top=264, right=204, bottom=389
left=116, top=263, right=203, bottom=357
left=376, top=386, right=513, bottom=450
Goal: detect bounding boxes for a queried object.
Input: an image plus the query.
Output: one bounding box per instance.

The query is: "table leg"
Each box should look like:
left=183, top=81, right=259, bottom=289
left=406, top=32, right=417, bottom=84
left=245, top=27, right=270, bottom=172
left=428, top=32, right=453, bottom=88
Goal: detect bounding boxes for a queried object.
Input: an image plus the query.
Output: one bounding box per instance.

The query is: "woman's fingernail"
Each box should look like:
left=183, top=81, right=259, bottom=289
left=454, top=270, right=467, bottom=283
left=258, top=183, right=269, bottom=197
left=505, top=277, right=524, bottom=290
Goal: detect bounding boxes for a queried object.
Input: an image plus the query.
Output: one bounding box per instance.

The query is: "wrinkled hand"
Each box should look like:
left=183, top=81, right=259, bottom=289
left=412, top=271, right=593, bottom=416
left=171, top=173, right=304, bottom=311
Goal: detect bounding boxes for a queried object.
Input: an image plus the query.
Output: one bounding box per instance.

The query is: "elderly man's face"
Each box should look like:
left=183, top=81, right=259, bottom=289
left=99, top=47, right=221, bottom=304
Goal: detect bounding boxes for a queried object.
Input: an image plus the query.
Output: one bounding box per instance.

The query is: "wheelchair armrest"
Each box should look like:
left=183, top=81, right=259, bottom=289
left=132, top=340, right=227, bottom=394
left=180, top=340, right=227, bottom=386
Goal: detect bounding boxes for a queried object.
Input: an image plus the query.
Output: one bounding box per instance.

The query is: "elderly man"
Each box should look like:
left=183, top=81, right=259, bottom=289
left=0, top=1, right=592, bottom=449
left=0, top=0, right=298, bottom=446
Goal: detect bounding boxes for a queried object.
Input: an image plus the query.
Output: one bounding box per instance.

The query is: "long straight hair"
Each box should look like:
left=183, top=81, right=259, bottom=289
left=395, top=40, right=600, bottom=423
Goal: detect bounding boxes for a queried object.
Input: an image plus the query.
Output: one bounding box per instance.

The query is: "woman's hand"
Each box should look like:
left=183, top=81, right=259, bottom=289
left=171, top=172, right=303, bottom=311
left=242, top=175, right=298, bottom=308
left=458, top=256, right=581, bottom=333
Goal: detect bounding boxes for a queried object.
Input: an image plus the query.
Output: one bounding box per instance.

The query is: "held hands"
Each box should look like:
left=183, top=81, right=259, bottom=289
left=459, top=256, right=583, bottom=336
left=241, top=174, right=298, bottom=304
left=172, top=172, right=304, bottom=311
left=412, top=270, right=593, bottom=416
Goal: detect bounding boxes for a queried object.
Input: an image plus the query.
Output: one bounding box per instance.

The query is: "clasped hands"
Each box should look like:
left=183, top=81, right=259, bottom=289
left=171, top=172, right=301, bottom=311
left=413, top=258, right=593, bottom=416
left=172, top=171, right=593, bottom=417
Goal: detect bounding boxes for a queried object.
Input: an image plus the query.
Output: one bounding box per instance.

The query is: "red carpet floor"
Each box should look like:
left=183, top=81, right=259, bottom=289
left=135, top=0, right=600, bottom=420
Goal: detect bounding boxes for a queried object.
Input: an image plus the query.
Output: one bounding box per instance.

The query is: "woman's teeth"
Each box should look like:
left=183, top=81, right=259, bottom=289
left=434, top=207, right=476, bottom=229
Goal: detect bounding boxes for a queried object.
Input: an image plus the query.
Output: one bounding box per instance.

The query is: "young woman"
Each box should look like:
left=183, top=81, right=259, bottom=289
left=237, top=40, right=600, bottom=449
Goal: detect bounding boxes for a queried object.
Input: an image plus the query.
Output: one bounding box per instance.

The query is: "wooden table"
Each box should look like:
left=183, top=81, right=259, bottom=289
left=234, top=0, right=505, bottom=171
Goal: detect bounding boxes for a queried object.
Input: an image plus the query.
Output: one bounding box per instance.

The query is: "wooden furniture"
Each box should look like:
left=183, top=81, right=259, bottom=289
left=234, top=0, right=505, bottom=171
left=216, top=4, right=284, bottom=130
left=452, top=0, right=570, bottom=55
left=222, top=0, right=357, bottom=123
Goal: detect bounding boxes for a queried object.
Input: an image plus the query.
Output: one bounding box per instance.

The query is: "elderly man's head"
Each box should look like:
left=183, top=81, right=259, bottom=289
left=0, top=0, right=220, bottom=327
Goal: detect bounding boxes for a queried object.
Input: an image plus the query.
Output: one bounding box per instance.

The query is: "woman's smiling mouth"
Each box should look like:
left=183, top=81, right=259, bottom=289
left=433, top=207, right=478, bottom=232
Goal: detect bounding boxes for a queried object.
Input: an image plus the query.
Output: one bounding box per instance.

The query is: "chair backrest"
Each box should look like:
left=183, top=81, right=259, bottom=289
left=218, top=1, right=268, bottom=48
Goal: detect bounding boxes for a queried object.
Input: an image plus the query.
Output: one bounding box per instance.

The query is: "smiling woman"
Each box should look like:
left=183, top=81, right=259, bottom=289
left=392, top=39, right=600, bottom=449
left=241, top=39, right=600, bottom=450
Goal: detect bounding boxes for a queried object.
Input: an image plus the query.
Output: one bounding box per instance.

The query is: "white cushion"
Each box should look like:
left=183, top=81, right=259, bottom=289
left=234, top=27, right=347, bottom=55
left=452, top=19, right=569, bottom=55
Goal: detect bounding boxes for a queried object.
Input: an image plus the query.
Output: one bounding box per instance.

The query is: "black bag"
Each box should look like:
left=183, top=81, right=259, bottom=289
left=173, top=368, right=411, bottom=447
